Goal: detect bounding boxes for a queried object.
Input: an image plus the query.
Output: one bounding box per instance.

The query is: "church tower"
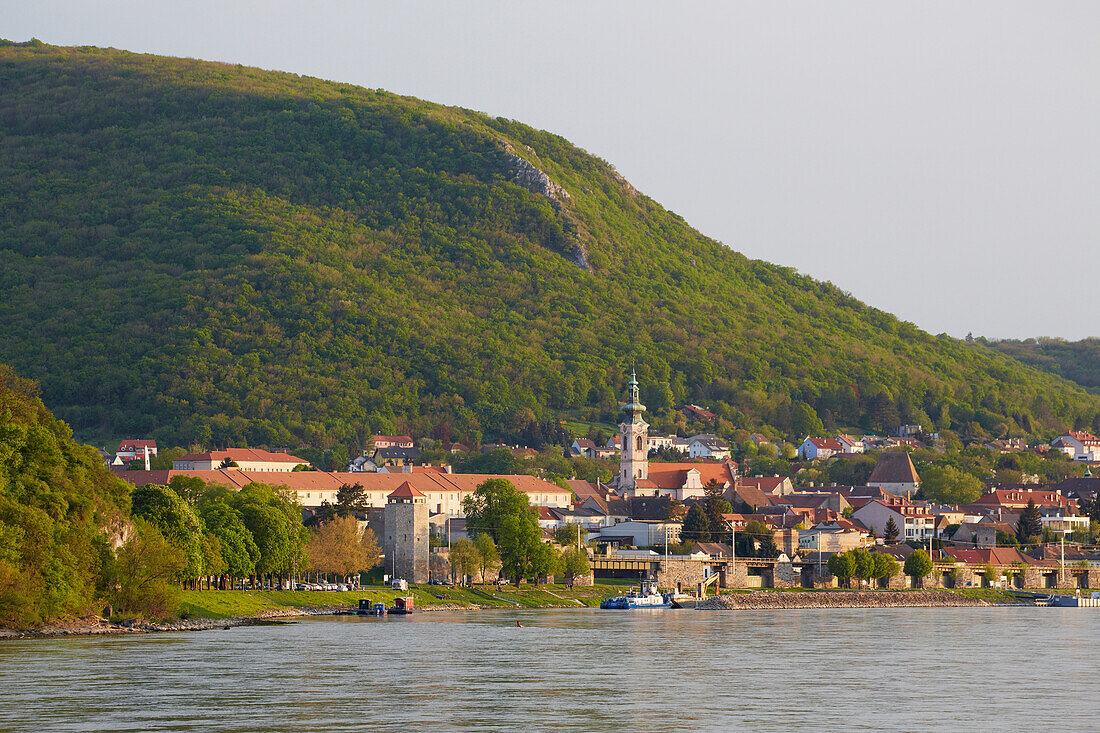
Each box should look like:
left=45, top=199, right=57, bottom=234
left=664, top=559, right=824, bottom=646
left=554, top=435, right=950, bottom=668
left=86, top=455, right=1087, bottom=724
left=618, top=369, right=649, bottom=490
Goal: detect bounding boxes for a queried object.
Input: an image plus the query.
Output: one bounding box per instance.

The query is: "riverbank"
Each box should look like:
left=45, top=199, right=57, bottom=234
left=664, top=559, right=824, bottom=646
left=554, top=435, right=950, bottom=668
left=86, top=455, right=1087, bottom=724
left=2, top=585, right=1034, bottom=638
left=697, top=589, right=1018, bottom=610
left=0, top=583, right=623, bottom=638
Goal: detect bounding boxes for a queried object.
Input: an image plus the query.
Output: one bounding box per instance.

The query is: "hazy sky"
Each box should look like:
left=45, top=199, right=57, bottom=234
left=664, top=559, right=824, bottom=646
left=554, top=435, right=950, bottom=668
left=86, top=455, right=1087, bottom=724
left=5, top=2, right=1098, bottom=339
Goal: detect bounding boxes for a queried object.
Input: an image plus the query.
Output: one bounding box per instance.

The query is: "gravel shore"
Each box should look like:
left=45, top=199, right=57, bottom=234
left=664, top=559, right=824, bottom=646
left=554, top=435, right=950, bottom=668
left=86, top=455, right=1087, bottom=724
left=697, top=590, right=992, bottom=610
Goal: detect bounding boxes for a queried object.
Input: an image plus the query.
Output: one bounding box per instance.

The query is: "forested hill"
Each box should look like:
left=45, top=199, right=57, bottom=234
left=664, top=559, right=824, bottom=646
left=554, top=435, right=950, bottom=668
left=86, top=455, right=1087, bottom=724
left=990, top=339, right=1100, bottom=393
left=2, top=40, right=1098, bottom=449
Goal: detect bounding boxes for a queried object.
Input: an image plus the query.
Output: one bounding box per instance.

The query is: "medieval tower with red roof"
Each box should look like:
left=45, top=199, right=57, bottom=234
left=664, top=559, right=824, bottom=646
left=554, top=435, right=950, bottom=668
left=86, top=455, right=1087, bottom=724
left=384, top=481, right=429, bottom=583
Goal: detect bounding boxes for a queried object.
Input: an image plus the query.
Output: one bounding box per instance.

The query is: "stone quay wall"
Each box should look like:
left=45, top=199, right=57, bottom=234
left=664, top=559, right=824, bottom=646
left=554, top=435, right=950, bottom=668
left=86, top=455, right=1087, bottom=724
left=698, top=590, right=988, bottom=611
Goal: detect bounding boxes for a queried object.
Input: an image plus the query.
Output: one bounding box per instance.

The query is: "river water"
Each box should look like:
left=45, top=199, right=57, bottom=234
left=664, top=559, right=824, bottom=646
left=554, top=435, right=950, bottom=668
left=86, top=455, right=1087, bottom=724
left=2, top=607, right=1096, bottom=732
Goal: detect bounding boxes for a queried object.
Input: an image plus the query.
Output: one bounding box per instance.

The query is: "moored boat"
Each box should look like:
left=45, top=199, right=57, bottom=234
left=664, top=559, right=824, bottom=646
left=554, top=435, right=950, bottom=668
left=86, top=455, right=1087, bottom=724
left=600, top=580, right=670, bottom=609
left=1047, top=592, right=1100, bottom=608
left=389, top=596, right=415, bottom=615
left=357, top=598, right=390, bottom=615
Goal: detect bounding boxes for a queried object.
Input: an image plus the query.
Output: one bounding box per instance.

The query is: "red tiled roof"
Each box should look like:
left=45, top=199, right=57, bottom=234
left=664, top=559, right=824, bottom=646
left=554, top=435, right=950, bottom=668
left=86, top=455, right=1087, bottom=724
left=727, top=482, right=773, bottom=510
left=867, top=451, right=921, bottom=484
left=942, top=547, right=1046, bottom=566
left=117, top=469, right=571, bottom=498
left=175, top=449, right=307, bottom=464
left=738, top=476, right=788, bottom=494
left=968, top=489, right=1075, bottom=511
left=118, top=439, right=157, bottom=451
left=1066, top=430, right=1100, bottom=446
left=682, top=404, right=716, bottom=420
left=567, top=480, right=605, bottom=502
left=388, top=481, right=425, bottom=499
left=646, top=462, right=736, bottom=490
left=806, top=438, right=843, bottom=451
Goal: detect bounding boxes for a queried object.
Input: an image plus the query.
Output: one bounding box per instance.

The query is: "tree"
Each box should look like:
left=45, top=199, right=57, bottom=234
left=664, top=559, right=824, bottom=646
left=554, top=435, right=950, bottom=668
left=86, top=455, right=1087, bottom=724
left=872, top=552, right=900, bottom=583
left=850, top=547, right=875, bottom=587
left=111, top=519, right=186, bottom=620
left=201, top=534, right=226, bottom=589
left=199, top=501, right=259, bottom=585
left=904, top=549, right=933, bottom=585
left=528, top=541, right=561, bottom=584
left=702, top=480, right=733, bottom=541
left=757, top=532, right=779, bottom=559
left=884, top=517, right=900, bottom=543
left=740, top=520, right=771, bottom=558
left=473, top=533, right=500, bottom=583
left=462, top=478, right=532, bottom=543
left=1087, top=497, right=1100, bottom=526
left=919, top=465, right=983, bottom=505
left=448, top=538, right=480, bottom=584
left=682, top=504, right=710, bottom=543
left=168, top=475, right=209, bottom=505
left=305, top=515, right=378, bottom=583
left=497, top=511, right=543, bottom=585
left=827, top=551, right=855, bottom=587
left=229, top=483, right=308, bottom=584
left=1016, top=499, right=1042, bottom=544
left=335, top=483, right=371, bottom=515
left=130, top=484, right=207, bottom=584
left=552, top=524, right=586, bottom=548
left=560, top=546, right=591, bottom=588
left=791, top=401, right=824, bottom=438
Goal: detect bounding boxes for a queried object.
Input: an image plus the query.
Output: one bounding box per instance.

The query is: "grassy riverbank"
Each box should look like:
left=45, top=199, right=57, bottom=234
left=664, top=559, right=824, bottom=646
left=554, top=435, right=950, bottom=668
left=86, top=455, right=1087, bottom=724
left=175, top=583, right=628, bottom=619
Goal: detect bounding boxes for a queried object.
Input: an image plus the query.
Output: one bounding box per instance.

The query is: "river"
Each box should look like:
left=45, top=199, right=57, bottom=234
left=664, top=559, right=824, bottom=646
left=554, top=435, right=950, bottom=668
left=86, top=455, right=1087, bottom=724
left=2, top=607, right=1096, bottom=731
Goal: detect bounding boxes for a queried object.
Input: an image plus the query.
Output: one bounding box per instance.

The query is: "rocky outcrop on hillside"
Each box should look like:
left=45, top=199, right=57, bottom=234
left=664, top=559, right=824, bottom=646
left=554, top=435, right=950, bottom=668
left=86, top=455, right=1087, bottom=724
left=501, top=142, right=572, bottom=204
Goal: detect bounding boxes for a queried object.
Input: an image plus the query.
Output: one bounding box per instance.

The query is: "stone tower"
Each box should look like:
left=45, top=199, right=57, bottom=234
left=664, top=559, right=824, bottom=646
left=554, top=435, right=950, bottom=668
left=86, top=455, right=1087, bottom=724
left=618, top=369, right=649, bottom=490
left=384, top=481, right=429, bottom=584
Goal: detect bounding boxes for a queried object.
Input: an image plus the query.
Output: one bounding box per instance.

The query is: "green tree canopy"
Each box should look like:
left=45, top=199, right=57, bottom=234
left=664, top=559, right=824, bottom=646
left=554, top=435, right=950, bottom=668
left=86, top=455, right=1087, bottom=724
left=884, top=517, right=900, bottom=543
left=552, top=523, right=586, bottom=548
left=229, top=483, right=307, bottom=578
left=827, top=551, right=855, bottom=584
left=872, top=552, right=900, bottom=580
left=904, top=549, right=933, bottom=579
left=560, top=546, right=591, bottom=588
left=462, top=478, right=534, bottom=544
left=682, top=504, right=710, bottom=543
left=130, top=484, right=207, bottom=581
left=448, top=537, right=480, bottom=584
left=1016, top=499, right=1042, bottom=543
left=199, top=501, right=260, bottom=579
left=0, top=364, right=130, bottom=627
left=473, top=533, right=500, bottom=583
left=919, top=464, right=984, bottom=505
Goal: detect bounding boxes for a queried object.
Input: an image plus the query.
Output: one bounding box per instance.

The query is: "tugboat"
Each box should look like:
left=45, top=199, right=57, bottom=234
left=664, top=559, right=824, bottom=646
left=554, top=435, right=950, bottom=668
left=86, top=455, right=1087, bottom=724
left=600, top=580, right=671, bottom=609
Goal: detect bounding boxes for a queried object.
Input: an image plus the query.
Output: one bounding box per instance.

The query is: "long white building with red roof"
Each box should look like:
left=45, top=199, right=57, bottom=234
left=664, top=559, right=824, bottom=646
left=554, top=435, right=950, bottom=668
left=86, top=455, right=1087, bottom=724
left=171, top=449, right=309, bottom=472
left=118, top=468, right=571, bottom=516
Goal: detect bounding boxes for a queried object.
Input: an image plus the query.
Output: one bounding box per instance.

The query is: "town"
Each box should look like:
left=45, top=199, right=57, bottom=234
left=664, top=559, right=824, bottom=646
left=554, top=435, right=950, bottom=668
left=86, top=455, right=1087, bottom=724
left=105, top=373, right=1100, bottom=595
